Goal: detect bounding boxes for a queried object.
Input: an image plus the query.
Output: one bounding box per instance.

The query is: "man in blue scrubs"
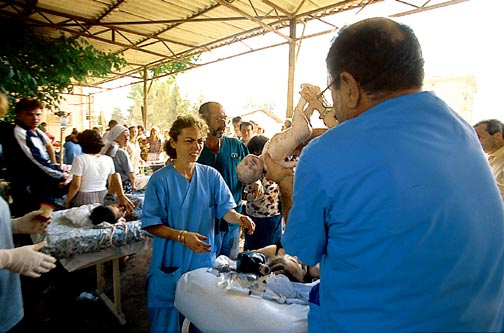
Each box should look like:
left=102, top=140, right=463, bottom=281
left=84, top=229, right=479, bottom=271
left=197, top=102, right=249, bottom=259
left=265, top=18, right=504, bottom=332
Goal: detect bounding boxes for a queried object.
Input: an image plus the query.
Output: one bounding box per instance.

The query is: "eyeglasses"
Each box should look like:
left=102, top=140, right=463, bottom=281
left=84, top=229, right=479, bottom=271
left=317, top=79, right=336, bottom=119
left=317, top=79, right=336, bottom=108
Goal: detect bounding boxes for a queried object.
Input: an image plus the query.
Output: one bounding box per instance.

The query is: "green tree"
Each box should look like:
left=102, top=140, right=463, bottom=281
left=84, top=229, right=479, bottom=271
left=0, top=19, right=126, bottom=121
left=127, top=77, right=198, bottom=130
left=110, top=107, right=124, bottom=123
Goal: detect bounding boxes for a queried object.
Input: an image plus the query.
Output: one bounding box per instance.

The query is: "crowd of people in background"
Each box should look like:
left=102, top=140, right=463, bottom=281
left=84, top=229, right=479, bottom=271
left=1, top=16, right=504, bottom=333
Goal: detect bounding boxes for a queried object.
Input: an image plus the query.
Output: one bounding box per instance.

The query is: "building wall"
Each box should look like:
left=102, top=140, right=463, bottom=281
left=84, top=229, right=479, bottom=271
left=423, top=76, right=476, bottom=123
left=41, top=86, right=93, bottom=145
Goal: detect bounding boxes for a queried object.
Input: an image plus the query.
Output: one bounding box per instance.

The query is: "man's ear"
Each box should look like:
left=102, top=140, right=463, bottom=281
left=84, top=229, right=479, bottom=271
left=340, top=71, right=360, bottom=109
left=494, top=131, right=504, bottom=143
left=170, top=138, right=176, bottom=148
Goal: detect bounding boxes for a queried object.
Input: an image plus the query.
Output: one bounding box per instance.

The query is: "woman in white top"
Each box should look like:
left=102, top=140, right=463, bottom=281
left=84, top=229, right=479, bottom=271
left=66, top=130, right=122, bottom=207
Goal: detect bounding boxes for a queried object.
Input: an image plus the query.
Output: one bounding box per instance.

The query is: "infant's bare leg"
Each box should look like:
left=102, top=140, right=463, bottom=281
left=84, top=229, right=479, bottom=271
left=291, top=96, right=312, bottom=143
left=264, top=97, right=312, bottom=162
left=300, top=84, right=325, bottom=118
left=304, top=105, right=316, bottom=119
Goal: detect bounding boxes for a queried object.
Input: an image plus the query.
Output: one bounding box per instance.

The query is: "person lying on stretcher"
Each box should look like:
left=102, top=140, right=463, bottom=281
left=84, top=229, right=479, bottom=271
left=254, top=243, right=320, bottom=283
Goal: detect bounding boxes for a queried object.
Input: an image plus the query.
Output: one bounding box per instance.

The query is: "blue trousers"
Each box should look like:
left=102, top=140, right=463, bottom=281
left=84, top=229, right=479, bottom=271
left=244, top=214, right=282, bottom=251
left=215, top=223, right=240, bottom=259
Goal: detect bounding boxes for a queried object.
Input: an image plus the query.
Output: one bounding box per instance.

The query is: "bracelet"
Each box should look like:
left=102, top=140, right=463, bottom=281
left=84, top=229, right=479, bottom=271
left=276, top=173, right=293, bottom=185
left=177, top=230, right=187, bottom=244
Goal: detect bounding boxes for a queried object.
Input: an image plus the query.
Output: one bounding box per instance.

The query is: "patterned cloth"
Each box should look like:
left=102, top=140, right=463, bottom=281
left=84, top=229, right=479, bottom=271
left=244, top=177, right=280, bottom=217
left=42, top=193, right=148, bottom=259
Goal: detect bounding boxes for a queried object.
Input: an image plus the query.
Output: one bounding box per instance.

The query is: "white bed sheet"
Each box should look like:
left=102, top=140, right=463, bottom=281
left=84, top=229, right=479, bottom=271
left=175, top=268, right=310, bottom=333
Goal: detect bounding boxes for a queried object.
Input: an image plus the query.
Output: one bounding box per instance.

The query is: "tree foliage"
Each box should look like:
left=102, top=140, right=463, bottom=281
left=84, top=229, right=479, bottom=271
left=0, top=19, right=126, bottom=121
left=127, top=77, right=201, bottom=130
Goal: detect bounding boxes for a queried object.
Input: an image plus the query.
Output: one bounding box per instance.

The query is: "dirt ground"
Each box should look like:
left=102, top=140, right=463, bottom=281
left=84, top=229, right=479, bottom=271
left=43, top=247, right=153, bottom=332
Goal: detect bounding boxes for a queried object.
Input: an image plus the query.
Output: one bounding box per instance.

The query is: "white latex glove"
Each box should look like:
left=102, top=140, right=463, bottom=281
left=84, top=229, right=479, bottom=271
left=11, top=210, right=51, bottom=234
left=0, top=242, right=56, bottom=277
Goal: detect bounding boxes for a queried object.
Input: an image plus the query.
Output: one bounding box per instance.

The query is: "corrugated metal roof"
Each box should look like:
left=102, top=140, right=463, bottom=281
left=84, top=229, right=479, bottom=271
left=0, top=0, right=464, bottom=87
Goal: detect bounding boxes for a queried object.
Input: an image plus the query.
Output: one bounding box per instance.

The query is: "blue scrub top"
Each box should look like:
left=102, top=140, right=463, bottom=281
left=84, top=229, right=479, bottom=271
left=198, top=136, right=248, bottom=209
left=142, top=163, right=236, bottom=274
left=284, top=91, right=504, bottom=332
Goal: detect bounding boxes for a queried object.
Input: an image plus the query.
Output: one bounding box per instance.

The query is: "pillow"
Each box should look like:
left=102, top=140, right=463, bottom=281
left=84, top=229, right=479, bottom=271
left=64, top=203, right=100, bottom=227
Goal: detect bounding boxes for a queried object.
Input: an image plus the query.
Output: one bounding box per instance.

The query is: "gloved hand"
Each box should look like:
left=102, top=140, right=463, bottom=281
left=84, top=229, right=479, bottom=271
left=0, top=242, right=56, bottom=277
left=11, top=210, right=51, bottom=234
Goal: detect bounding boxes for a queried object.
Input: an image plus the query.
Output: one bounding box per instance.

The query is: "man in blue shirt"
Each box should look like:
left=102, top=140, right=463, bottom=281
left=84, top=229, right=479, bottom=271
left=265, top=17, right=504, bottom=332
left=63, top=131, right=82, bottom=165
left=197, top=102, right=249, bottom=259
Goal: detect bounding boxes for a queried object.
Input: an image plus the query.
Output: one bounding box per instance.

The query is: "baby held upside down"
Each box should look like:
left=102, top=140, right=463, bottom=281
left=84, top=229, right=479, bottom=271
left=237, top=89, right=314, bottom=184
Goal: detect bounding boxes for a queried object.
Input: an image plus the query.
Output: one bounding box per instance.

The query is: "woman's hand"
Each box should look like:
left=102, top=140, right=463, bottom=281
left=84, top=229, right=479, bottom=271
left=183, top=232, right=211, bottom=253
left=239, top=215, right=255, bottom=235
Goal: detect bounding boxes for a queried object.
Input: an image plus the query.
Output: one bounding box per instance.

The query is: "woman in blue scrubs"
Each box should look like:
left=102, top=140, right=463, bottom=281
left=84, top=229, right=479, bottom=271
left=141, top=114, right=255, bottom=333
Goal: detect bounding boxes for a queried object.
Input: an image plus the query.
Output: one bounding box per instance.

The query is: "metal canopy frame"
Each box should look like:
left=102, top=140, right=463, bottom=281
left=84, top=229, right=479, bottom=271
left=0, top=0, right=467, bottom=118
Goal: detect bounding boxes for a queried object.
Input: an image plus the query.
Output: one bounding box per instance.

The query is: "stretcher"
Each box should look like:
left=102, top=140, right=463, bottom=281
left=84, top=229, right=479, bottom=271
left=175, top=267, right=313, bottom=333
left=39, top=202, right=151, bottom=325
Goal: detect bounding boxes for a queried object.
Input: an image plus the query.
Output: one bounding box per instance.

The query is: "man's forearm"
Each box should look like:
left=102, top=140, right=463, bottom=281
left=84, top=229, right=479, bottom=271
left=46, top=143, right=56, bottom=164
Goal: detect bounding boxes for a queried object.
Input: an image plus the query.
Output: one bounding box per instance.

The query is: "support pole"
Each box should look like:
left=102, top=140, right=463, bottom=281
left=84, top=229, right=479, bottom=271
left=286, top=17, right=297, bottom=118
left=143, top=67, right=148, bottom=129
left=88, top=93, right=93, bottom=129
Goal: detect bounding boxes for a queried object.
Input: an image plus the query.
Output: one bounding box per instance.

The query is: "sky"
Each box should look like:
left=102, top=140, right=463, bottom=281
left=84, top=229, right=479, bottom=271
left=94, top=0, right=504, bottom=126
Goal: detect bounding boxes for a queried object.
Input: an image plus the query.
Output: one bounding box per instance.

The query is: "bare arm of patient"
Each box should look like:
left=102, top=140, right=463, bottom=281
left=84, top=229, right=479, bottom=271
left=263, top=153, right=294, bottom=221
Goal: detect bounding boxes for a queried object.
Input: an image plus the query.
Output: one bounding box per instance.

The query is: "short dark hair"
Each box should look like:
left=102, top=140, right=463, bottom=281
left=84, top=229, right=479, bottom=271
left=137, top=125, right=144, bottom=131
left=326, top=18, right=424, bottom=97
left=247, top=135, right=269, bottom=155
left=90, top=206, right=117, bottom=225
left=108, top=119, right=118, bottom=127
left=77, top=129, right=104, bottom=154
left=269, top=256, right=305, bottom=283
left=474, top=119, right=504, bottom=136
left=240, top=121, right=254, bottom=131
left=167, top=115, right=208, bottom=159
left=15, top=98, right=43, bottom=114
left=232, top=116, right=242, bottom=125
left=163, top=140, right=176, bottom=159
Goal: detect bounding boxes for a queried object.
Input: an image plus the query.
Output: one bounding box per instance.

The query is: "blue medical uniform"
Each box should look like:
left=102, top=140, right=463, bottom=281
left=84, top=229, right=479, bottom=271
left=198, top=136, right=248, bottom=258
left=283, top=91, right=504, bottom=332
left=142, top=163, right=236, bottom=333
left=0, top=197, right=23, bottom=332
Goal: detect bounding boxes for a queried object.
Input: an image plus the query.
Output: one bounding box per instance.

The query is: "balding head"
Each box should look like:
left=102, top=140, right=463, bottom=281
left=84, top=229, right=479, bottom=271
left=326, top=17, right=424, bottom=98
left=198, top=102, right=223, bottom=122
left=198, top=102, right=227, bottom=138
